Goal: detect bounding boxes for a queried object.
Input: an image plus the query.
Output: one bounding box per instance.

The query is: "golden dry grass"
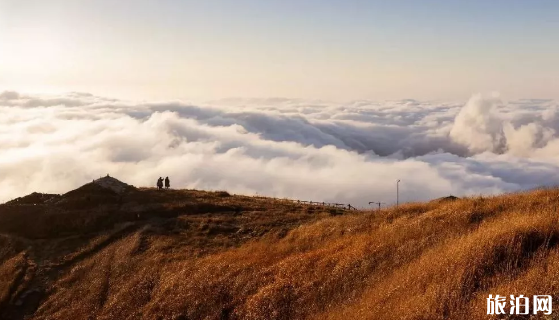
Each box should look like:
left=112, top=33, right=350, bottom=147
left=2, top=187, right=559, bottom=319
left=0, top=253, right=27, bottom=308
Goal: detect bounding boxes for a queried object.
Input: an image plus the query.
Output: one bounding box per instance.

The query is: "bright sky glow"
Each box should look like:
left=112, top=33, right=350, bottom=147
left=1, top=0, right=558, bottom=101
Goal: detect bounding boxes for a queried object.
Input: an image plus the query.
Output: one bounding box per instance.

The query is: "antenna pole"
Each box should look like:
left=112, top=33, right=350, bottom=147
left=397, top=179, right=401, bottom=208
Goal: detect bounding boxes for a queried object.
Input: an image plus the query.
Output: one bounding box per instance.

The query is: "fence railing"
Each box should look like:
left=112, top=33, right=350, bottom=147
left=250, top=195, right=359, bottom=211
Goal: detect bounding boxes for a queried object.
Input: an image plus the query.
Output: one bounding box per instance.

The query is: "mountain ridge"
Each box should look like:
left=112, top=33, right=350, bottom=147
left=1, top=181, right=558, bottom=319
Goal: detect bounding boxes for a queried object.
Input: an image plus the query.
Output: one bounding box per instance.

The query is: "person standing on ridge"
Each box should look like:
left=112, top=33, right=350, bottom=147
left=165, top=177, right=170, bottom=189
left=157, top=177, right=163, bottom=190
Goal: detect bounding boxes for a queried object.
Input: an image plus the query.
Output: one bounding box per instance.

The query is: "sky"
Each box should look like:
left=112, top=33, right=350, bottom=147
left=2, top=1, right=559, bottom=206
left=1, top=0, right=558, bottom=101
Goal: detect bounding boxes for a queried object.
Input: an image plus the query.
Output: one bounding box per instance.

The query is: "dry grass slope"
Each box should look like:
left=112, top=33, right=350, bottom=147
left=2, top=187, right=559, bottom=319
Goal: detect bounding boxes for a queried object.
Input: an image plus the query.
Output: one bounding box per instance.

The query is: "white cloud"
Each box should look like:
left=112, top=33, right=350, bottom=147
left=1, top=91, right=559, bottom=207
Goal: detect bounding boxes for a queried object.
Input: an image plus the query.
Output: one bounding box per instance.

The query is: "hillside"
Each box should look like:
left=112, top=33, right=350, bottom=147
left=1, top=179, right=559, bottom=319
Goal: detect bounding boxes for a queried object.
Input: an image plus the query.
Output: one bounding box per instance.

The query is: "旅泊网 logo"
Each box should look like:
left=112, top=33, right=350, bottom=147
left=487, top=295, right=552, bottom=315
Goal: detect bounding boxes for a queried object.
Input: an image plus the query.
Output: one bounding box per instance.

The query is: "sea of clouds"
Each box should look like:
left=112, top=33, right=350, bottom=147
left=1, top=90, right=559, bottom=207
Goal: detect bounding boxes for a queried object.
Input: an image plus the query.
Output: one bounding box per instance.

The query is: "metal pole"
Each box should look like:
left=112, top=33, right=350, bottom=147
left=397, top=179, right=401, bottom=208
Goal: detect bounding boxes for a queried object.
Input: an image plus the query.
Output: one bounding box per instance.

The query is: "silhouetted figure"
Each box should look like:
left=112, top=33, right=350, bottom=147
left=157, top=177, right=163, bottom=190
left=164, top=177, right=170, bottom=189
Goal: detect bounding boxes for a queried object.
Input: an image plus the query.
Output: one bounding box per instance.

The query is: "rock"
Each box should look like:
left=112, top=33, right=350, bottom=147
left=92, top=176, right=135, bottom=194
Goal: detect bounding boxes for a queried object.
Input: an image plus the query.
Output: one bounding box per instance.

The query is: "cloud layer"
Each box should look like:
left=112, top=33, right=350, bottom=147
left=1, top=91, right=559, bottom=207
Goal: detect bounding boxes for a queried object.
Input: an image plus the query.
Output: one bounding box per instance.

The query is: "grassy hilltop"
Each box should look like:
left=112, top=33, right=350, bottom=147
left=1, top=178, right=559, bottom=319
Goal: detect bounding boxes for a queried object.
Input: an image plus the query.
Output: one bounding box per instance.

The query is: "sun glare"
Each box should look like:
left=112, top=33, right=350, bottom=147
left=2, top=28, right=66, bottom=72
